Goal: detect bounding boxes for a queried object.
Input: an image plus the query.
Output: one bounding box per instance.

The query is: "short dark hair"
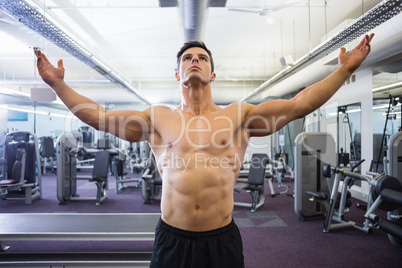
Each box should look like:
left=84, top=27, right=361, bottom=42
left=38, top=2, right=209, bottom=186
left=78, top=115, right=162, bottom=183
left=176, top=41, right=214, bottom=73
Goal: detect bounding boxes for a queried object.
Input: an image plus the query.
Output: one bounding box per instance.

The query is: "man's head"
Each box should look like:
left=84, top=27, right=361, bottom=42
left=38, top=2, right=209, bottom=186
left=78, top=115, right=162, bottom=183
left=177, top=41, right=214, bottom=73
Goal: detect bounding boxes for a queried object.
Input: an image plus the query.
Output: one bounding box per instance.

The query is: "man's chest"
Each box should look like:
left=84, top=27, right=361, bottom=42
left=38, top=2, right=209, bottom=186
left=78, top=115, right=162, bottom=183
left=150, top=113, right=248, bottom=152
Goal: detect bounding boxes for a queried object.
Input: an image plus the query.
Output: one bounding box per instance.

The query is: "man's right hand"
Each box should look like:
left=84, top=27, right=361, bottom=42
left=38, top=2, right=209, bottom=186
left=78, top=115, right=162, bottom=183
left=34, top=50, right=65, bottom=88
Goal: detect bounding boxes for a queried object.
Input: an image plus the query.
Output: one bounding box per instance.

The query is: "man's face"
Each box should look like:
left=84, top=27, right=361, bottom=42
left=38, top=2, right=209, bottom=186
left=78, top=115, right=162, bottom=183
left=175, top=47, right=216, bottom=84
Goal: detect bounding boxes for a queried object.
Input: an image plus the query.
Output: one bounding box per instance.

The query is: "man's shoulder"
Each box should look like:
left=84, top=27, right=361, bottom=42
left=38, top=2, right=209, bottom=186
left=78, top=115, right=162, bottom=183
left=223, top=102, right=254, bottom=113
left=145, top=104, right=184, bottom=121
left=144, top=104, right=176, bottom=115
left=149, top=104, right=174, bottom=110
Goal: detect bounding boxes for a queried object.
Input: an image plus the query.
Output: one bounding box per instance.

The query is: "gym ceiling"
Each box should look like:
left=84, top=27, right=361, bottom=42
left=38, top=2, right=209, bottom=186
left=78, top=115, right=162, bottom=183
left=0, top=0, right=401, bottom=110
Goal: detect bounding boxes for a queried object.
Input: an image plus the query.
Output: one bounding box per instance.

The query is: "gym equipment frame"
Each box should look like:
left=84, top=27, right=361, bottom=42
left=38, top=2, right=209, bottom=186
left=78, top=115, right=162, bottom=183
left=294, top=132, right=336, bottom=220
left=56, top=132, right=112, bottom=205
left=0, top=131, right=42, bottom=204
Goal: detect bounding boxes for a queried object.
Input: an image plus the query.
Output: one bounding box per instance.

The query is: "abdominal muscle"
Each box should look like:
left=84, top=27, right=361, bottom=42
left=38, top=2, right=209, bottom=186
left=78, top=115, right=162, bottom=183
left=158, top=150, right=240, bottom=232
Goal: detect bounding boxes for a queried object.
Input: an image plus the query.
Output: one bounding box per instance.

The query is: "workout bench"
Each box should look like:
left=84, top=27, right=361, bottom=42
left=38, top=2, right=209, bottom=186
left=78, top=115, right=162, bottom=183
left=235, top=153, right=269, bottom=212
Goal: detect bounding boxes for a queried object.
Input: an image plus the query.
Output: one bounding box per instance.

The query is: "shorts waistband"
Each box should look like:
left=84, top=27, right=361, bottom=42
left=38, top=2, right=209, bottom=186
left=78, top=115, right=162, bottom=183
left=157, top=218, right=236, bottom=239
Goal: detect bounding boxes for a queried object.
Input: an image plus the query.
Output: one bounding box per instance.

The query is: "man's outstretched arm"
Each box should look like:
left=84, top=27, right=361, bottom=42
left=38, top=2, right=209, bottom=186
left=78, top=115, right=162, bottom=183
left=244, top=33, right=375, bottom=136
left=34, top=50, right=151, bottom=142
left=290, top=33, right=375, bottom=116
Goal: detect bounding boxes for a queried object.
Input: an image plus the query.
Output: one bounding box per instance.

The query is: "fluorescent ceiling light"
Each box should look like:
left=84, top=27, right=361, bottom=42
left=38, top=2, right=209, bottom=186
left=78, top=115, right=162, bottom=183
left=0, top=87, right=30, bottom=97
left=241, top=0, right=402, bottom=102
left=373, top=103, right=401, bottom=110
left=382, top=111, right=402, bottom=116
left=0, top=104, right=76, bottom=119
left=0, top=86, right=64, bottom=106
left=372, top=81, right=402, bottom=92
left=0, top=0, right=150, bottom=105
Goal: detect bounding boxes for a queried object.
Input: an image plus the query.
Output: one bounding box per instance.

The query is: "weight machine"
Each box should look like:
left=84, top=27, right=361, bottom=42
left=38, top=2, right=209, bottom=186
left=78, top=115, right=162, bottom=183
left=56, top=132, right=111, bottom=205
left=0, top=131, right=42, bottom=204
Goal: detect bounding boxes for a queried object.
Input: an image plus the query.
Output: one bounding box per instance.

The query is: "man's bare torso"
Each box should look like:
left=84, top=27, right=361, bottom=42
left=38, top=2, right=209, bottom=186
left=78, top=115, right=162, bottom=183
left=33, top=33, right=374, bottom=233
left=147, top=103, right=250, bottom=231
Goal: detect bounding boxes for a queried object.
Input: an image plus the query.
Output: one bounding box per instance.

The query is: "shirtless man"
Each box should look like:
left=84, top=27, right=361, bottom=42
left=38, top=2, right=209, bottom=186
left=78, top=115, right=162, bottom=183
left=34, top=33, right=374, bottom=268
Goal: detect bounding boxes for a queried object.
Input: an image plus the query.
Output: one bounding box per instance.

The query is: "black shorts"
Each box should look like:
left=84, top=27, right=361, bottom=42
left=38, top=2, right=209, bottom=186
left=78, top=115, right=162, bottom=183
left=150, top=218, right=244, bottom=268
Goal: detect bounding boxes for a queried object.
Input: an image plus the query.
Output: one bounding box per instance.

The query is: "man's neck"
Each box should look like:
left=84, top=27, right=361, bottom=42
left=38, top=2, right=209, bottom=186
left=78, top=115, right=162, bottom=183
left=180, top=86, right=217, bottom=116
left=179, top=101, right=217, bottom=116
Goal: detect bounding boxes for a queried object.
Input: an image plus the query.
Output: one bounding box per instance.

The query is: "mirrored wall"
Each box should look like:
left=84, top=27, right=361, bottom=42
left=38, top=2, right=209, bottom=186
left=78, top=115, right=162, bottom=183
left=337, top=103, right=361, bottom=167
left=371, top=55, right=402, bottom=173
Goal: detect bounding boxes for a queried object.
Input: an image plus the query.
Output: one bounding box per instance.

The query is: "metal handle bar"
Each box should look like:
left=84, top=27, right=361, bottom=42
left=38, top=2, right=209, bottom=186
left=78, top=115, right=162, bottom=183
left=328, top=159, right=380, bottom=185
left=351, top=159, right=365, bottom=172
